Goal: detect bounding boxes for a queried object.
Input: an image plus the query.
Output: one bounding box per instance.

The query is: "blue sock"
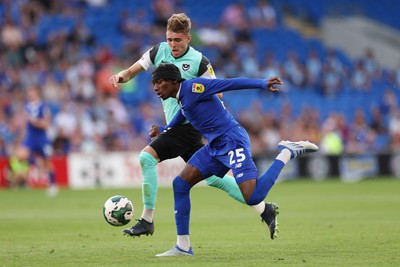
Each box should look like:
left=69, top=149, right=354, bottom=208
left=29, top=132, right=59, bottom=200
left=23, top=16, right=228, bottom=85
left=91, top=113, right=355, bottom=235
left=173, top=176, right=193, bottom=235
left=248, top=160, right=285, bottom=205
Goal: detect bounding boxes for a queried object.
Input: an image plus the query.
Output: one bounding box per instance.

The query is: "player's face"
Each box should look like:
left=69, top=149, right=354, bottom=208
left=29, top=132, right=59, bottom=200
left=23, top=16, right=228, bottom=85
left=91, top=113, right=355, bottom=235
left=26, top=86, right=40, bottom=101
left=153, top=79, right=177, bottom=100
left=166, top=30, right=191, bottom=58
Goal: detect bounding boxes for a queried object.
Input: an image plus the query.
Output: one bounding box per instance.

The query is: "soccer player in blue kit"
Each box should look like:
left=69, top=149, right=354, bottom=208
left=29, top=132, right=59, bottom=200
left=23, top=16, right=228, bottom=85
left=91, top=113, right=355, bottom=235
left=150, top=64, right=319, bottom=256
left=22, top=84, right=58, bottom=196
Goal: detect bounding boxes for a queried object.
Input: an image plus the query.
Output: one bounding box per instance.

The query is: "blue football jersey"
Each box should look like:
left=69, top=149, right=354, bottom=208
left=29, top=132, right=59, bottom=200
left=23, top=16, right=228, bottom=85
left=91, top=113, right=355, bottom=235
left=23, top=100, right=51, bottom=156
left=170, top=77, right=267, bottom=143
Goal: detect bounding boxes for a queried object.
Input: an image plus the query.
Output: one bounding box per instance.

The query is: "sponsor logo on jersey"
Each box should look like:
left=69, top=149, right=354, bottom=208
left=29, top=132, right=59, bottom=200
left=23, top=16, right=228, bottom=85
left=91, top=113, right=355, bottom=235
left=182, top=63, right=190, bottom=71
left=234, top=163, right=242, bottom=169
left=192, top=83, right=204, bottom=93
left=236, top=173, right=244, bottom=179
left=207, top=63, right=215, bottom=76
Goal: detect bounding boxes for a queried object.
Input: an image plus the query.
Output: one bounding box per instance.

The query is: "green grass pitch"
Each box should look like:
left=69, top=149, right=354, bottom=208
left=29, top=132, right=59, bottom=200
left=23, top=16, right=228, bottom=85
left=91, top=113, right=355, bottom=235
left=1, top=178, right=399, bottom=267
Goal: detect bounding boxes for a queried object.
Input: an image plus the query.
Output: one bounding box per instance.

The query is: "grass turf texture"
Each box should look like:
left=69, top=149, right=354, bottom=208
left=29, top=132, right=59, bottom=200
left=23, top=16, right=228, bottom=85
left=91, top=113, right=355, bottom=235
left=1, top=178, right=399, bottom=267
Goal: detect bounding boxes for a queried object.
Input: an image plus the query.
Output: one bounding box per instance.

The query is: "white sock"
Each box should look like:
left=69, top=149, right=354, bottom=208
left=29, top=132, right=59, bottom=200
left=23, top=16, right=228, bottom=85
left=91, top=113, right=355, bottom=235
left=276, top=149, right=291, bottom=165
left=177, top=235, right=191, bottom=251
left=141, top=208, right=154, bottom=223
left=251, top=202, right=266, bottom=215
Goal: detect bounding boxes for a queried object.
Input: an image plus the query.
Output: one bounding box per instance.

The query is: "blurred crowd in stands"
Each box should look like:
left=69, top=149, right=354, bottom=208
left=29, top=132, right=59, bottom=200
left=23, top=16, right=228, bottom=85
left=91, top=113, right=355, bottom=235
left=1, top=0, right=400, bottom=160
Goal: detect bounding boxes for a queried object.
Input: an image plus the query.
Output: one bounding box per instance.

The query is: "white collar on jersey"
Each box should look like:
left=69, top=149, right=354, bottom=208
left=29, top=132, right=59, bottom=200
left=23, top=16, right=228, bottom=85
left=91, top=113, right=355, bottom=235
left=175, top=83, right=183, bottom=100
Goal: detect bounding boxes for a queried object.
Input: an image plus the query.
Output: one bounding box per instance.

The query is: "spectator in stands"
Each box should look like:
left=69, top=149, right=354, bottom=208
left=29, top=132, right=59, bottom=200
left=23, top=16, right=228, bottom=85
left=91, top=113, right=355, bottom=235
left=0, top=109, right=12, bottom=156
left=237, top=100, right=265, bottom=156
left=388, top=108, right=400, bottom=152
left=260, top=112, right=281, bottom=152
left=1, top=15, right=25, bottom=51
left=390, top=60, right=400, bottom=88
left=69, top=18, right=96, bottom=48
left=240, top=49, right=260, bottom=77
left=346, top=108, right=377, bottom=154
left=247, top=0, right=277, bottom=30
left=1, top=15, right=25, bottom=56
left=151, top=0, right=176, bottom=31
left=361, top=48, right=381, bottom=79
left=305, top=49, right=322, bottom=90
left=259, top=51, right=281, bottom=79
left=379, top=89, right=398, bottom=117
left=220, top=1, right=248, bottom=30
left=351, top=60, right=371, bottom=91
left=335, top=113, right=350, bottom=147
left=369, top=106, right=387, bottom=135
left=321, top=64, right=342, bottom=97
left=118, top=9, right=150, bottom=39
left=53, top=102, right=78, bottom=140
left=197, top=22, right=233, bottom=49
left=277, top=101, right=296, bottom=141
left=319, top=113, right=344, bottom=155
left=321, top=49, right=346, bottom=96
left=282, top=50, right=306, bottom=88
left=52, top=129, right=71, bottom=156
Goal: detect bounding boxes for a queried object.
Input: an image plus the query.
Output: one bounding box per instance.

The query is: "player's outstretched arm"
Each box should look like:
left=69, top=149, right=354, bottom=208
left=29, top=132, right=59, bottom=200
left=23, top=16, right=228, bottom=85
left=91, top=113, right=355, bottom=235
left=109, top=62, right=145, bottom=89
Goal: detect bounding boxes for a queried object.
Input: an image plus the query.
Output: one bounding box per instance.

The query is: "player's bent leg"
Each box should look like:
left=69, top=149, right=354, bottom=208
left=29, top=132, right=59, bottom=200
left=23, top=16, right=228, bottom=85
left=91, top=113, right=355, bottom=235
left=205, top=174, right=246, bottom=204
left=246, top=160, right=285, bottom=205
left=245, top=141, right=318, bottom=239
left=123, top=151, right=157, bottom=237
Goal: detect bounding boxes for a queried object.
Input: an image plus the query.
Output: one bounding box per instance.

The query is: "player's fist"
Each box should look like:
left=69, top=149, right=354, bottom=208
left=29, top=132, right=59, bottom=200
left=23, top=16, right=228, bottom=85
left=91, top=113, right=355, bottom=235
left=109, top=74, right=123, bottom=88
left=149, top=125, right=161, bottom=139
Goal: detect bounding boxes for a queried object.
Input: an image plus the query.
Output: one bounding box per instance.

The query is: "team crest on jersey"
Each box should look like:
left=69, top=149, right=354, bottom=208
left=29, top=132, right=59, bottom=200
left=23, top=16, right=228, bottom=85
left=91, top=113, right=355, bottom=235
left=207, top=63, right=215, bottom=77
left=192, top=83, right=204, bottom=93
left=182, top=64, right=190, bottom=72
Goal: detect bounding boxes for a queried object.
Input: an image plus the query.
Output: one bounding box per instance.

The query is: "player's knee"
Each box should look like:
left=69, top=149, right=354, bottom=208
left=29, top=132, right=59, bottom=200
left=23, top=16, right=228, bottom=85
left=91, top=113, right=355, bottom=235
left=173, top=176, right=192, bottom=193
left=139, top=151, right=158, bottom=168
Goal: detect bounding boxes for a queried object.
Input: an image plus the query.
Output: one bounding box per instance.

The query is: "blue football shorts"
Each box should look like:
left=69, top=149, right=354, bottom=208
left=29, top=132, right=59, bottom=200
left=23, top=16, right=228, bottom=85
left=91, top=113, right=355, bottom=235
left=188, top=125, right=258, bottom=184
left=23, top=137, right=52, bottom=159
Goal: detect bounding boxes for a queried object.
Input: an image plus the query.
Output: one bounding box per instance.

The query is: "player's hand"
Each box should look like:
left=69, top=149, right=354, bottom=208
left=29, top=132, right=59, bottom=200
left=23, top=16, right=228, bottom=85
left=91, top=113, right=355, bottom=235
left=267, top=76, right=283, bottom=92
left=149, top=125, right=161, bottom=139
left=109, top=74, right=123, bottom=89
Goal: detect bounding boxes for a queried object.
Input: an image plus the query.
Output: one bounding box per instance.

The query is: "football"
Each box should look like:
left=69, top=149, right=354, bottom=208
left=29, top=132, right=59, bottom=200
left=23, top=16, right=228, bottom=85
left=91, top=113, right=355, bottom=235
left=103, top=195, right=134, bottom=226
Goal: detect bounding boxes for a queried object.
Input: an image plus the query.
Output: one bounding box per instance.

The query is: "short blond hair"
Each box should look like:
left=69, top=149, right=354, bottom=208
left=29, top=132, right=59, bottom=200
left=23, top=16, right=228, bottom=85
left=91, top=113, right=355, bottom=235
left=167, top=13, right=191, bottom=35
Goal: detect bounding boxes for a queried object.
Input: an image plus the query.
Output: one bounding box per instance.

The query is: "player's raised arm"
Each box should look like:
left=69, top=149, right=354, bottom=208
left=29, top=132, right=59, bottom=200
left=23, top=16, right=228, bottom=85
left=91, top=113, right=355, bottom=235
left=192, top=76, right=283, bottom=99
